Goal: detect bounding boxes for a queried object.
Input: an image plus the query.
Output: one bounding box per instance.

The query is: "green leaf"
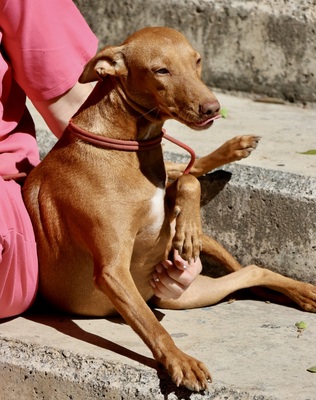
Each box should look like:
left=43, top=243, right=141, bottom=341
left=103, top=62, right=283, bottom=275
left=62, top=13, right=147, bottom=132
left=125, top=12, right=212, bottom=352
left=299, top=150, right=316, bottom=155
left=307, top=366, right=316, bottom=373
left=295, top=321, right=307, bottom=330
left=219, top=108, right=228, bottom=118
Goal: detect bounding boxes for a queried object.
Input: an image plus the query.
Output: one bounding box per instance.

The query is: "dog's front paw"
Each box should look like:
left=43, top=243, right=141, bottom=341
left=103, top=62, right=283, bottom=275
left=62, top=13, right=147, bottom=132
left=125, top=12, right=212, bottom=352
left=169, top=174, right=203, bottom=262
left=173, top=208, right=202, bottom=262
left=221, top=134, right=261, bottom=162
left=164, top=348, right=212, bottom=392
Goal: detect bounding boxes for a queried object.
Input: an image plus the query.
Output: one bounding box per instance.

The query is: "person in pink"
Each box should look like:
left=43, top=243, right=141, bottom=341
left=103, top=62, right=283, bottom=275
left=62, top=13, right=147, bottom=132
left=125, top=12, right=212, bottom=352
left=0, top=0, right=98, bottom=318
left=0, top=0, right=202, bottom=319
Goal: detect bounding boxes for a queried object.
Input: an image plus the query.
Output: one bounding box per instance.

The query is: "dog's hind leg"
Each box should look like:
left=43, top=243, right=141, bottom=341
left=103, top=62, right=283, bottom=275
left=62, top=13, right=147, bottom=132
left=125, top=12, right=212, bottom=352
left=153, top=262, right=316, bottom=313
left=152, top=265, right=265, bottom=309
left=200, top=234, right=243, bottom=273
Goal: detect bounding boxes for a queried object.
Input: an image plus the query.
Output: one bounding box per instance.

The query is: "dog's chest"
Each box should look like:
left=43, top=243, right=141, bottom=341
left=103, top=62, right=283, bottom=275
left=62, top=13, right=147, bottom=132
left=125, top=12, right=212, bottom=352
left=147, top=187, right=166, bottom=233
left=131, top=185, right=170, bottom=277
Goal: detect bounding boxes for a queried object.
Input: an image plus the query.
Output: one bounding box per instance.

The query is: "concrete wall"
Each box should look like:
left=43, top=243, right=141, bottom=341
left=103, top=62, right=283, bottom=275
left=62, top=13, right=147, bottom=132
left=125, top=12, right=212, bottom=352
left=199, top=164, right=316, bottom=283
left=74, top=0, right=316, bottom=103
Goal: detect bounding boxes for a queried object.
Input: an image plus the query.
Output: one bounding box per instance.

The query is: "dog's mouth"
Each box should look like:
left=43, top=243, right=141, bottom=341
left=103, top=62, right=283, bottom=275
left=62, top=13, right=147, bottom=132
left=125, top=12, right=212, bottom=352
left=186, top=113, right=221, bottom=130
left=194, top=113, right=221, bottom=127
left=162, top=106, right=222, bottom=130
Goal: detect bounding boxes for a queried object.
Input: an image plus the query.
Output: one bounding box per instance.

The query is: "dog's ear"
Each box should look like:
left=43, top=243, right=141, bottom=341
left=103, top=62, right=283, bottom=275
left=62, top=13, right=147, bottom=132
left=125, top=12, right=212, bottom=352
left=79, top=45, right=127, bottom=83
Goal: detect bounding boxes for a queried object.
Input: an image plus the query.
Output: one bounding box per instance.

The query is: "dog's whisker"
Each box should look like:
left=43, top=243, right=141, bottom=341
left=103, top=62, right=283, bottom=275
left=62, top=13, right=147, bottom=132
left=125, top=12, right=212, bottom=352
left=177, top=108, right=195, bottom=123
left=154, top=107, right=161, bottom=120
left=137, top=106, right=159, bottom=119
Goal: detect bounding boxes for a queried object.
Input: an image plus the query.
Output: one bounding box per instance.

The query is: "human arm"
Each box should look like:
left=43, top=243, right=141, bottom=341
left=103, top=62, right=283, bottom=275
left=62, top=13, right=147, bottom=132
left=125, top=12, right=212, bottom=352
left=0, top=0, right=98, bottom=138
left=32, top=82, right=94, bottom=139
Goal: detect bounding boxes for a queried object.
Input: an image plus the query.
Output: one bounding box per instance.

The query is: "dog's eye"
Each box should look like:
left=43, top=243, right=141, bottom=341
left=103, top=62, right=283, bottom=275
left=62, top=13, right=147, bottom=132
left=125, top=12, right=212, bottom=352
left=196, top=58, right=202, bottom=67
left=155, top=68, right=170, bottom=75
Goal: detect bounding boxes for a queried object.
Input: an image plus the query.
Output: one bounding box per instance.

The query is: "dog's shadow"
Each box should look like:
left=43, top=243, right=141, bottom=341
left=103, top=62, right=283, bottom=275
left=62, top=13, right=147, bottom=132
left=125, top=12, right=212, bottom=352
left=24, top=301, right=205, bottom=399
left=199, top=169, right=232, bottom=207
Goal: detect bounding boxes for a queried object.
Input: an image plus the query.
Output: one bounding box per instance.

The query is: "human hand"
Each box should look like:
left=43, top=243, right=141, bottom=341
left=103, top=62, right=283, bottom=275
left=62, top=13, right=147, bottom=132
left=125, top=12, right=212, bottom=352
left=149, top=249, right=202, bottom=300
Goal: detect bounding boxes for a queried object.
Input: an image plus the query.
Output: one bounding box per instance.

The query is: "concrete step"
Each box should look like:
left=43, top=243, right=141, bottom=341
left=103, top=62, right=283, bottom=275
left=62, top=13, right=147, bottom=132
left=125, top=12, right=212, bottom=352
left=1, top=299, right=316, bottom=399
left=74, top=0, right=316, bottom=104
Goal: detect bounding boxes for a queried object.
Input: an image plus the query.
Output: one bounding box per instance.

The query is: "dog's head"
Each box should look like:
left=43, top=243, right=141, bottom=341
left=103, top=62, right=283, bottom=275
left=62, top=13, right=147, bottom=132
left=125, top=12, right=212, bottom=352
left=79, top=27, right=220, bottom=130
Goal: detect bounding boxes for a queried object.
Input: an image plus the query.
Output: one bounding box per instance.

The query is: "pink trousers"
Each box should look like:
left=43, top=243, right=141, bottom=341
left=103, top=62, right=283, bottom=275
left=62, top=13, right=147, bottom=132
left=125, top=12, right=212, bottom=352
left=0, top=178, right=38, bottom=318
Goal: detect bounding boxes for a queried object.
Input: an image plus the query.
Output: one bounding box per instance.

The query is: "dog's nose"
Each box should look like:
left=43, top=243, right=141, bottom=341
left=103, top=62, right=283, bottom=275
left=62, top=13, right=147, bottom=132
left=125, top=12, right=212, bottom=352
left=200, top=100, right=221, bottom=116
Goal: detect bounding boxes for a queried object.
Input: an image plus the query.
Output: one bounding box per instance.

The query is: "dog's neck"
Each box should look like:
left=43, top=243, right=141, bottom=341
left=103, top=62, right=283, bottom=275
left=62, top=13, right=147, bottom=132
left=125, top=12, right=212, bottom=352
left=71, top=78, right=164, bottom=141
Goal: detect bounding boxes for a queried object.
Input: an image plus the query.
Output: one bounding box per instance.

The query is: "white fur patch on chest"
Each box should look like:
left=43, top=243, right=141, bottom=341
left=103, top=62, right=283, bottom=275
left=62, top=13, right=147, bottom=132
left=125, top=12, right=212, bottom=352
left=148, top=187, right=165, bottom=233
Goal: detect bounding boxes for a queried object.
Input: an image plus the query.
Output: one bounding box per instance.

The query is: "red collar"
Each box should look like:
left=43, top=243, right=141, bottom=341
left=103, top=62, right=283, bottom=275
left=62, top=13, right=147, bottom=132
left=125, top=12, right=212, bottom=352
left=68, top=121, right=164, bottom=151
left=68, top=121, right=196, bottom=175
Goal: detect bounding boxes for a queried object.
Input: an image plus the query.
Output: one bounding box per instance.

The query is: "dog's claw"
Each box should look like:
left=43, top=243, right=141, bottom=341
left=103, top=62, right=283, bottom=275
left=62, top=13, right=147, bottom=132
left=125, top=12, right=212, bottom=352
left=232, top=134, right=262, bottom=161
left=173, top=220, right=202, bottom=262
left=177, top=244, right=183, bottom=257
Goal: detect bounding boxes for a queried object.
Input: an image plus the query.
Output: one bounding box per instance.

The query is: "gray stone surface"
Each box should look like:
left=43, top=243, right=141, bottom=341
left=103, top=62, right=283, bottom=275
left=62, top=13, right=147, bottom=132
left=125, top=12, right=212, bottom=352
left=200, top=165, right=316, bottom=283
left=74, top=0, right=316, bottom=103
left=1, top=300, right=316, bottom=399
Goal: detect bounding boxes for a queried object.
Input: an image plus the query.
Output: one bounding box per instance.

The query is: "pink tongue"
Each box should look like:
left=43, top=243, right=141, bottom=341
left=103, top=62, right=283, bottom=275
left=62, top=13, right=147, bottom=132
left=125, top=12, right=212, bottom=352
left=195, top=114, right=222, bottom=127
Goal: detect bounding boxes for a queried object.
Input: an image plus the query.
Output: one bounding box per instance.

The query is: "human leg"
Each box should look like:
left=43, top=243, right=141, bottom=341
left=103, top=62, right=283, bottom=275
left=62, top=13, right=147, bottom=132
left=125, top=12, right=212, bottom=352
left=0, top=178, right=38, bottom=318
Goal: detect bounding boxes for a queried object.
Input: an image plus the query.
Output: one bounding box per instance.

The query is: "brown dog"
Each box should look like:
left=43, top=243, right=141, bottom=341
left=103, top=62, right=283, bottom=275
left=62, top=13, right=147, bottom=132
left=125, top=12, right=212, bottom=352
left=23, top=27, right=316, bottom=392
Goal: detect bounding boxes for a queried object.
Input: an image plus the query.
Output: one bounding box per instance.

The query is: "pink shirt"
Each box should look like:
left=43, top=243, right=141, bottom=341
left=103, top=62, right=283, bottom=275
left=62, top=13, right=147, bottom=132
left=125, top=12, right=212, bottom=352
left=0, top=0, right=98, bottom=177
